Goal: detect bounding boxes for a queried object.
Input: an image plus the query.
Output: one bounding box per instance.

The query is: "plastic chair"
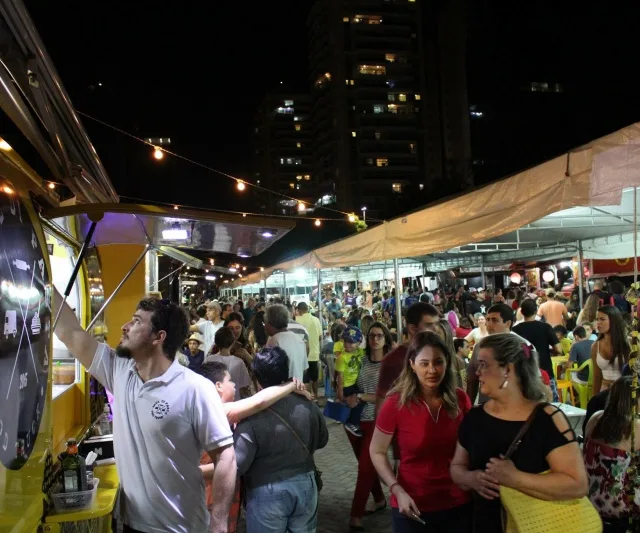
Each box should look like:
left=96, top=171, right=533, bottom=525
left=550, top=356, right=574, bottom=404
left=570, top=359, right=593, bottom=409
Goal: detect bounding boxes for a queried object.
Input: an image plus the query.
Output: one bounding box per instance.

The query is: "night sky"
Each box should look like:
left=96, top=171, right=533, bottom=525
left=14, top=1, right=640, bottom=269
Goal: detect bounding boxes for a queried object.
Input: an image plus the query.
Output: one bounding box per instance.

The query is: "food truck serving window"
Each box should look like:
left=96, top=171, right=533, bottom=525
left=46, top=232, right=83, bottom=398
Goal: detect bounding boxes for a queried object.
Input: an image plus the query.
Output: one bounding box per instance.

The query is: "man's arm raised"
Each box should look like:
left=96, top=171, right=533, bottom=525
left=52, top=287, right=99, bottom=369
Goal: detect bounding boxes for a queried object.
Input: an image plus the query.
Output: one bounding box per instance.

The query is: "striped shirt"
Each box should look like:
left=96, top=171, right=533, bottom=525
left=356, top=355, right=383, bottom=421
left=288, top=320, right=309, bottom=346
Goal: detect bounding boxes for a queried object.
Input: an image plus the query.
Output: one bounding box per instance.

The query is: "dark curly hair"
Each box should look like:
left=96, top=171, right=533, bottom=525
left=137, top=298, right=189, bottom=360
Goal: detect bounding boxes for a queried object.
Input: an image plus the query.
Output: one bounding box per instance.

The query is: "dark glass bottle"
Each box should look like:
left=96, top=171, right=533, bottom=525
left=61, top=438, right=87, bottom=493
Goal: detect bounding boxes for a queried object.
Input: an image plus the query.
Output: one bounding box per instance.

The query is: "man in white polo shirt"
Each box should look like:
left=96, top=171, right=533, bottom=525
left=53, top=289, right=236, bottom=533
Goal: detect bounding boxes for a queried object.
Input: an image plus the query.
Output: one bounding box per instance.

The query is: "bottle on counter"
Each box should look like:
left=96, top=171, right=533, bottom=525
left=62, top=438, right=88, bottom=493
left=9, top=439, right=27, bottom=469
left=98, top=404, right=112, bottom=435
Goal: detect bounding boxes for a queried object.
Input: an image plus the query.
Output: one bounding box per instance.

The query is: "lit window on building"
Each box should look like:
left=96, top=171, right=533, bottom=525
left=350, top=79, right=355, bottom=85
left=289, top=183, right=295, bottom=188
left=296, top=184, right=301, bottom=190
left=280, top=158, right=302, bottom=165
left=296, top=142, right=302, bottom=148
left=392, top=182, right=403, bottom=193
left=296, top=175, right=303, bottom=181
left=343, top=16, right=350, bottom=22
left=375, top=132, right=382, bottom=140
left=284, top=99, right=294, bottom=106
left=359, top=64, right=386, bottom=75
left=346, top=79, right=355, bottom=85
left=304, top=174, right=311, bottom=180
left=388, top=93, right=396, bottom=101
left=419, top=183, right=424, bottom=191
left=399, top=93, right=407, bottom=102
left=373, top=104, right=385, bottom=114
left=366, top=158, right=374, bottom=166
left=415, top=94, right=421, bottom=100
left=409, top=143, right=416, bottom=154
left=295, top=124, right=302, bottom=131
left=353, top=14, right=383, bottom=24
left=276, top=106, right=294, bottom=114
left=352, top=131, right=357, bottom=137
left=376, top=158, right=389, bottom=167
left=385, top=53, right=397, bottom=62
left=388, top=104, right=398, bottom=114
left=530, top=81, right=563, bottom=93
left=387, top=79, right=396, bottom=88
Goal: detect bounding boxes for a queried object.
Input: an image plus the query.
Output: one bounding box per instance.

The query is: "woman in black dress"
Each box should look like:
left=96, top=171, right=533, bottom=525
left=450, top=333, right=588, bottom=532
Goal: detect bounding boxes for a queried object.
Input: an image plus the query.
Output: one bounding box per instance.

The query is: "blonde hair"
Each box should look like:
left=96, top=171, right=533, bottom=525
left=388, top=331, right=460, bottom=418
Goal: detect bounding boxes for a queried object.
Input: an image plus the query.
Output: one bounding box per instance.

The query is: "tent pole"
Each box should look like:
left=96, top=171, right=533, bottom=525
left=480, top=255, right=486, bottom=289
left=635, top=187, right=638, bottom=285
left=577, top=241, right=584, bottom=309
left=263, top=276, right=267, bottom=300
left=87, top=244, right=150, bottom=330
left=394, top=258, right=403, bottom=337
left=282, top=271, right=287, bottom=301
left=317, top=268, right=323, bottom=334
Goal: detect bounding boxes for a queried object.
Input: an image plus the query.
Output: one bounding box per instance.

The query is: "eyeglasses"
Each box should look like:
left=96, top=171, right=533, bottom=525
left=368, top=333, right=385, bottom=340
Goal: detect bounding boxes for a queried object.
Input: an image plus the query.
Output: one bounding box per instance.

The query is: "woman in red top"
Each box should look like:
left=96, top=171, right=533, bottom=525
left=370, top=331, right=472, bottom=533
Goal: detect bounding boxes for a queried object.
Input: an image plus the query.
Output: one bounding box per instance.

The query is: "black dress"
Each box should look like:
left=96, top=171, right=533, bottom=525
left=458, top=404, right=576, bottom=532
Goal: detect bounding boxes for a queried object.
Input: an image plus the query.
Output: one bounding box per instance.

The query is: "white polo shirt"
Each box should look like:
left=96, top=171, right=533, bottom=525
left=88, top=343, right=233, bottom=533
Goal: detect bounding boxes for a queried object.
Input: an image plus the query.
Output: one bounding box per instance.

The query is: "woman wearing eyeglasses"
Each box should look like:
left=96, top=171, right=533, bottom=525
left=347, top=321, right=394, bottom=531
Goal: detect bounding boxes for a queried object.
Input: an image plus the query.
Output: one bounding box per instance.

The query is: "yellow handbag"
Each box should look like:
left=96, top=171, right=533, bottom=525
left=498, top=404, right=602, bottom=533
left=500, top=485, right=602, bottom=533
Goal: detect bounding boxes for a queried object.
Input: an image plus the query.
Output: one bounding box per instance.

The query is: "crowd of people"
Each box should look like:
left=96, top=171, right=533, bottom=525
left=50, top=275, right=640, bottom=533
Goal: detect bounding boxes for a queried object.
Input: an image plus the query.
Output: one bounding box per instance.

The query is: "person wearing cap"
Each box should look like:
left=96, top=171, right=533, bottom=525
left=336, top=326, right=366, bottom=436
left=466, top=288, right=486, bottom=320
left=183, top=334, right=205, bottom=372
left=295, top=301, right=323, bottom=397
left=190, top=301, right=225, bottom=356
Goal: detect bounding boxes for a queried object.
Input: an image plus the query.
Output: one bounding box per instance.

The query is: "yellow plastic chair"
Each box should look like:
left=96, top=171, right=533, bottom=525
left=570, top=359, right=593, bottom=409
left=550, top=356, right=574, bottom=404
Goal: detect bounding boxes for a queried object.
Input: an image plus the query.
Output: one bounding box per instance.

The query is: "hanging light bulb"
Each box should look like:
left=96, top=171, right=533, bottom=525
left=298, top=202, right=306, bottom=212
left=236, top=180, right=246, bottom=191
left=153, top=146, right=164, bottom=160
left=348, top=213, right=356, bottom=223
left=47, top=182, right=56, bottom=190
left=314, top=219, right=322, bottom=227
left=2, top=185, right=14, bottom=195
left=209, top=258, right=214, bottom=265
left=260, top=267, right=265, bottom=272
left=173, top=205, right=179, bottom=210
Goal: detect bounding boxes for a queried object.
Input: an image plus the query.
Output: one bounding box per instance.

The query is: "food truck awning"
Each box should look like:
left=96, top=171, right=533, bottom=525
left=42, top=203, right=295, bottom=258
left=230, top=121, right=640, bottom=286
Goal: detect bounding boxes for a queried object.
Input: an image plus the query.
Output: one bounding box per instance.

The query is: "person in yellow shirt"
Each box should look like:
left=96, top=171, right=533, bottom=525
left=335, top=326, right=365, bottom=436
left=295, top=302, right=323, bottom=397
left=554, top=325, right=573, bottom=356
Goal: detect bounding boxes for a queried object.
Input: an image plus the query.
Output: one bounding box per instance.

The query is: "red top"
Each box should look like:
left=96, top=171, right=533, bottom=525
left=375, top=345, right=408, bottom=400
left=376, top=389, right=472, bottom=512
left=540, top=369, right=551, bottom=386
left=455, top=326, right=472, bottom=338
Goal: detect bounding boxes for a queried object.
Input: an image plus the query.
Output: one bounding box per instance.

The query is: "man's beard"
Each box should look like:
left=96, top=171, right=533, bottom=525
left=115, top=344, right=133, bottom=359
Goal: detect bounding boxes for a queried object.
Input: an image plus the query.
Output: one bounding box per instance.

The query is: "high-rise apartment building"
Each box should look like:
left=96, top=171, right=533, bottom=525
left=253, top=93, right=321, bottom=214
left=306, top=0, right=472, bottom=218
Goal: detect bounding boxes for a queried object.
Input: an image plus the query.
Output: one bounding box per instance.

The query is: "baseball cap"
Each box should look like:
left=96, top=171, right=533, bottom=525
left=342, top=326, right=363, bottom=344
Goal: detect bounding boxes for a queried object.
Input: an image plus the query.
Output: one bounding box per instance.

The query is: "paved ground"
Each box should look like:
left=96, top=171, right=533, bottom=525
left=237, top=418, right=393, bottom=533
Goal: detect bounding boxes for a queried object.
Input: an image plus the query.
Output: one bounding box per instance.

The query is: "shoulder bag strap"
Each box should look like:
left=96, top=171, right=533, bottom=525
left=267, top=408, right=314, bottom=463
left=503, top=403, right=546, bottom=460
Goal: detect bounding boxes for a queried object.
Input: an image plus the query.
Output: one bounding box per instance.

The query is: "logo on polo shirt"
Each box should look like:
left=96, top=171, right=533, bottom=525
left=151, top=400, right=170, bottom=420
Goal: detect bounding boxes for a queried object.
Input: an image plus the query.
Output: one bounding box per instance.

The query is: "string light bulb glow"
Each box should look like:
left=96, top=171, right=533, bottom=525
left=314, top=219, right=321, bottom=227
left=173, top=205, right=179, bottom=210
left=153, top=146, right=164, bottom=160
left=2, top=185, right=14, bottom=195
left=209, top=258, right=214, bottom=265
left=348, top=213, right=356, bottom=223
left=0, top=139, right=12, bottom=151
left=236, top=180, right=246, bottom=191
left=47, top=182, right=56, bottom=190
left=260, top=267, right=264, bottom=272
left=297, top=202, right=306, bottom=212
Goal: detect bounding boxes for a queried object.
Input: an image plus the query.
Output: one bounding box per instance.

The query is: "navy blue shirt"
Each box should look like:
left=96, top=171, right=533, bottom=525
left=182, top=349, right=205, bottom=371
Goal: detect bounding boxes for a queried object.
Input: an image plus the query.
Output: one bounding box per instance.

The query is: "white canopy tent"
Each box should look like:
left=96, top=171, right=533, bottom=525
left=231, top=122, right=640, bottom=289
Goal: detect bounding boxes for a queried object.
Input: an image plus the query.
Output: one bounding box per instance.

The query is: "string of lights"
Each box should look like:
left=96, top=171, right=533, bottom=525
left=75, top=110, right=380, bottom=223
left=117, top=194, right=344, bottom=226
